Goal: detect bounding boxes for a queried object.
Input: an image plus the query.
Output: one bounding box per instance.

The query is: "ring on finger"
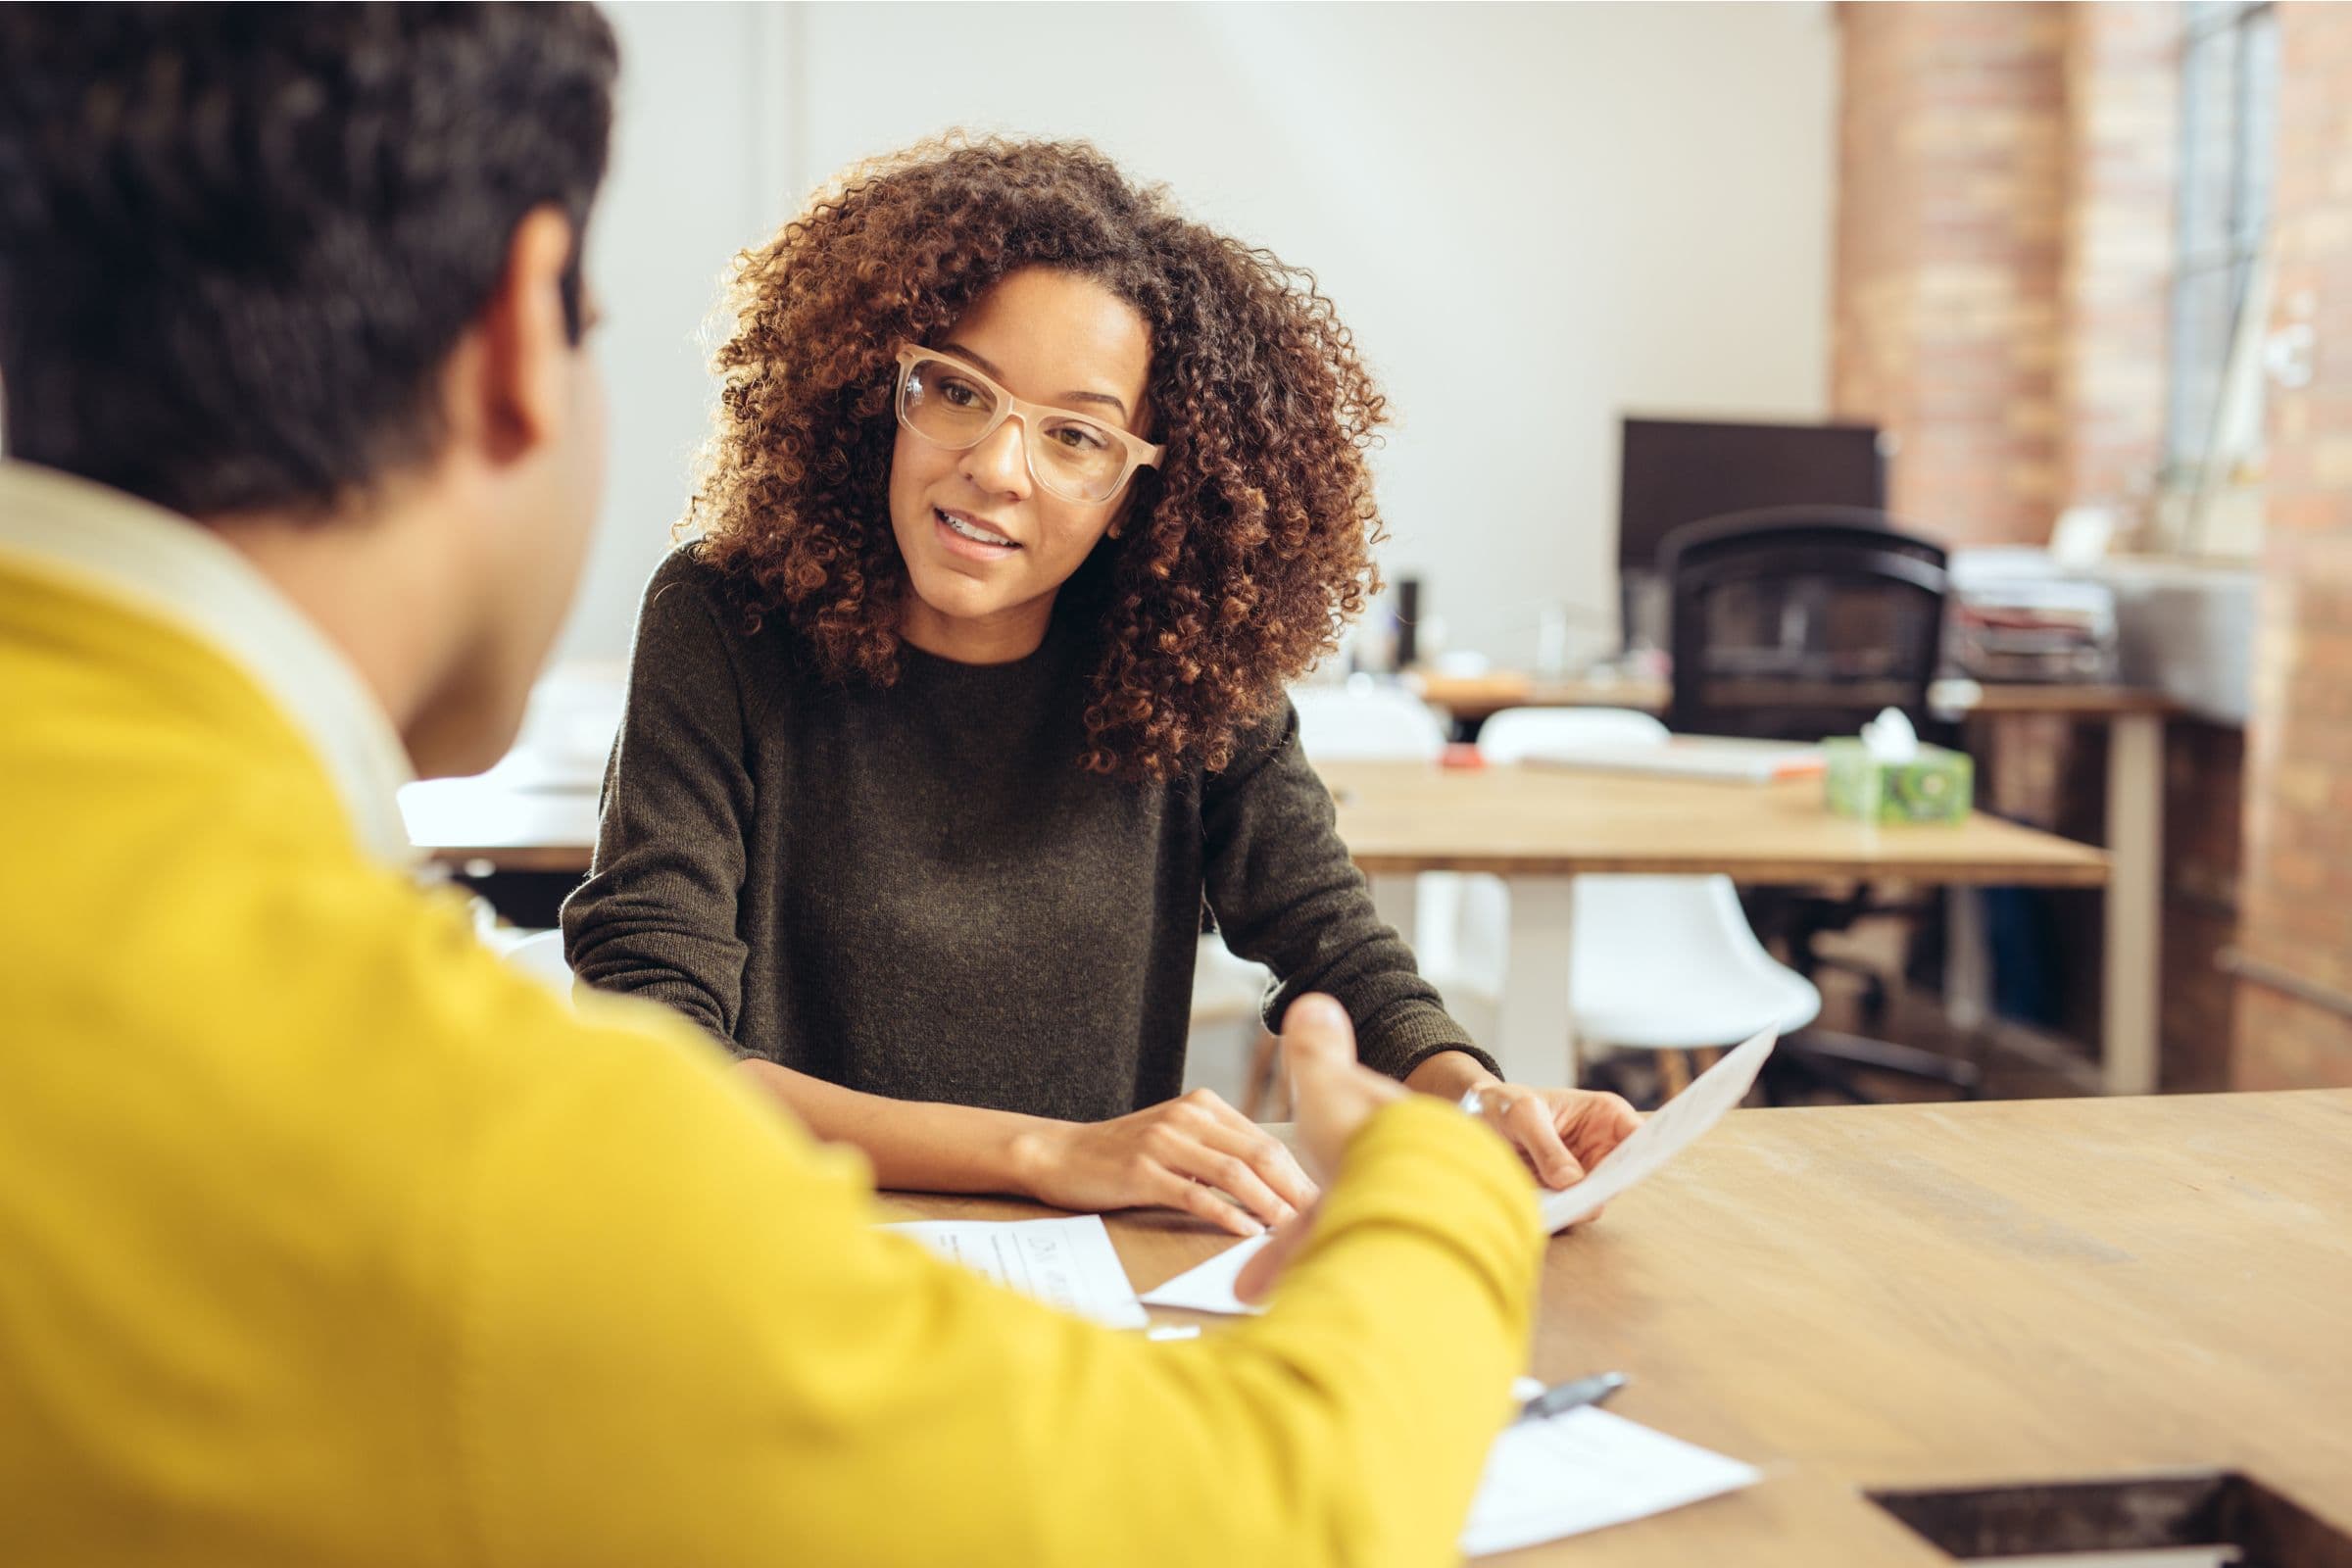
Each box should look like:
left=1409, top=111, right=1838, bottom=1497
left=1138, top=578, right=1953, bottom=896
left=1457, top=1086, right=1520, bottom=1121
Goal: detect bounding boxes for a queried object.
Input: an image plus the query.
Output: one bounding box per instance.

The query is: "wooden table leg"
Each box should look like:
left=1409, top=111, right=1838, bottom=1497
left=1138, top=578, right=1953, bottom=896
left=1496, top=875, right=1579, bottom=1087
left=1944, top=885, right=1991, bottom=1035
left=2104, top=712, right=2164, bottom=1096
left=1938, top=711, right=1993, bottom=1040
left=1658, top=1050, right=1692, bottom=1099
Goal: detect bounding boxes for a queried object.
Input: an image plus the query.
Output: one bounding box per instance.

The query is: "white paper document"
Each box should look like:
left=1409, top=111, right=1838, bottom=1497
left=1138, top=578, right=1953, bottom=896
left=884, top=1214, right=1149, bottom=1330
left=1137, top=1232, right=1271, bottom=1315
left=1462, top=1380, right=1760, bottom=1556
left=1540, top=1028, right=1776, bottom=1233
left=1520, top=736, right=1825, bottom=784
left=1142, top=1036, right=1776, bottom=1301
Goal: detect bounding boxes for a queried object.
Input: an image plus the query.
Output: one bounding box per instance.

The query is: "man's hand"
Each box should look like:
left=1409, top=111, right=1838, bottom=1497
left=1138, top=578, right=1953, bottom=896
left=1281, top=993, right=1410, bottom=1180
left=1234, top=993, right=1405, bottom=1302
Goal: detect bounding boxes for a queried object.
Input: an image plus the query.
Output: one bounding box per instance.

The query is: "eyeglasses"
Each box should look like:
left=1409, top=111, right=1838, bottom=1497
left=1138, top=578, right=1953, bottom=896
left=894, top=345, right=1164, bottom=505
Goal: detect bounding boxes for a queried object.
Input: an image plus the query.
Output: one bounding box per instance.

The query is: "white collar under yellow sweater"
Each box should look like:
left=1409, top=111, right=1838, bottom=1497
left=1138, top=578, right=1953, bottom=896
left=0, top=460, right=416, bottom=869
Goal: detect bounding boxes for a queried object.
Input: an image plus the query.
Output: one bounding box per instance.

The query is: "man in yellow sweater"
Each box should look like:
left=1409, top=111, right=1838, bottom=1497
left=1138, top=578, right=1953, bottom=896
left=0, top=8, right=1622, bottom=1564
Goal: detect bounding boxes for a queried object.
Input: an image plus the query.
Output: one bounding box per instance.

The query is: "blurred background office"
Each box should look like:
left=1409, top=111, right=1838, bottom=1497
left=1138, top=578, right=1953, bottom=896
left=152, top=3, right=2352, bottom=1098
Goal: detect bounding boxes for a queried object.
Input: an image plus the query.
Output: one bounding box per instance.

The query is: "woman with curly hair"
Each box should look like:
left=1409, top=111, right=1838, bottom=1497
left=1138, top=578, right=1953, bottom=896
left=563, top=138, right=1636, bottom=1235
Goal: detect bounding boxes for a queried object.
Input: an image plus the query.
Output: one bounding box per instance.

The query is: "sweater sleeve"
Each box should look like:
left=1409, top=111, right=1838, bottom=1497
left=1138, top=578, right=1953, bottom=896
left=559, top=550, right=757, bottom=1049
left=458, top=998, right=1544, bottom=1568
left=1200, top=702, right=1500, bottom=1084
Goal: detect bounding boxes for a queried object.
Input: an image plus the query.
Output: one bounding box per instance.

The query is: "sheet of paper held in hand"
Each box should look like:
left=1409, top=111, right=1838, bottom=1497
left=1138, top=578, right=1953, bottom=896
left=883, top=1214, right=1149, bottom=1330
left=1539, top=1025, right=1776, bottom=1233
left=1143, top=1025, right=1782, bottom=1321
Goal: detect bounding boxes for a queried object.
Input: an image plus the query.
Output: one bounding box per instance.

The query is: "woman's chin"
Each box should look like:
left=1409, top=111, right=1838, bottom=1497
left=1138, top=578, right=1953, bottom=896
left=905, top=571, right=1004, bottom=624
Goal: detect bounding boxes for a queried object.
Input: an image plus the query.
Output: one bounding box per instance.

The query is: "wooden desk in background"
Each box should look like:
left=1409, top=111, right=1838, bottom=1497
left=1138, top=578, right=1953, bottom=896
left=1317, top=760, right=2106, bottom=1087
left=881, top=1090, right=2352, bottom=1565
left=1411, top=673, right=2172, bottom=1098
left=403, top=763, right=2106, bottom=1089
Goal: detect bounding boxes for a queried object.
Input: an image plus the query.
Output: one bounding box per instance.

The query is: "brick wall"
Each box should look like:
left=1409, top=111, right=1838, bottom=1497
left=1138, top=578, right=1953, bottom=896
left=1835, top=1, right=2178, bottom=545
left=1834, top=3, right=2263, bottom=1093
left=2235, top=0, right=2352, bottom=1087
left=2059, top=3, right=2182, bottom=510
left=1833, top=2, right=2069, bottom=546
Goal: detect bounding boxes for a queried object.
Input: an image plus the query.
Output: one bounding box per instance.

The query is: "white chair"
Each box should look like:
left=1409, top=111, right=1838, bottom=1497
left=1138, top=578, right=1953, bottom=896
left=1444, top=707, right=1820, bottom=1096
left=1478, top=704, right=1669, bottom=759
left=1183, top=933, right=1275, bottom=1109
left=1286, top=679, right=1447, bottom=761
left=499, top=927, right=577, bottom=1001
left=1283, top=678, right=1459, bottom=959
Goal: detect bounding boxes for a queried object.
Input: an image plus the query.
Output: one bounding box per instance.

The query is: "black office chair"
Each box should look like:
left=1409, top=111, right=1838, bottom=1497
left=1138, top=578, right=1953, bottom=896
left=1659, top=506, right=1981, bottom=1102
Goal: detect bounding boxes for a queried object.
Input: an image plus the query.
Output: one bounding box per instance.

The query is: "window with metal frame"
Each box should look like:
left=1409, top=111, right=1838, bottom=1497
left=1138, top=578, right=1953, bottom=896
left=2163, top=0, right=2279, bottom=556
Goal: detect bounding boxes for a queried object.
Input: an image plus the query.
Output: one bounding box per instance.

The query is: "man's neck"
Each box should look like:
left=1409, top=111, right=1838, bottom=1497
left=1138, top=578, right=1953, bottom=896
left=204, top=492, right=468, bottom=773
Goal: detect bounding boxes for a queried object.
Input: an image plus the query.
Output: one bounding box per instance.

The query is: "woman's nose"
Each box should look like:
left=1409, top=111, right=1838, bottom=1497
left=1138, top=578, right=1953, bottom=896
left=960, top=416, right=1033, bottom=498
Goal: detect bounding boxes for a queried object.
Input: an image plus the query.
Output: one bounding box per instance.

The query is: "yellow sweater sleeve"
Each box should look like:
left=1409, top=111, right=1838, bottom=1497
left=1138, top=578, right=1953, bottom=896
left=457, top=1010, right=1541, bottom=1568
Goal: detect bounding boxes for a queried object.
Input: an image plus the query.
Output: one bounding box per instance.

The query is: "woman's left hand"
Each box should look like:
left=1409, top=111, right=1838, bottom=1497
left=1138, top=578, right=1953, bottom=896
left=1460, top=1082, right=1642, bottom=1191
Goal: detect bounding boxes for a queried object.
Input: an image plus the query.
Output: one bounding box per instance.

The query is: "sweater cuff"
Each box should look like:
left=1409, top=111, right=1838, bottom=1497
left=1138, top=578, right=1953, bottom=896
left=576, top=982, right=747, bottom=1060
left=1359, top=1004, right=1502, bottom=1085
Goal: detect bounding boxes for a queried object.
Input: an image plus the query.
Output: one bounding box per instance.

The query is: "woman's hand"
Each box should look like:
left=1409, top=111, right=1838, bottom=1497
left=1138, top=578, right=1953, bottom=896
left=1010, top=1088, right=1318, bottom=1239
left=1402, top=1050, right=1642, bottom=1192
left=1460, top=1082, right=1642, bottom=1191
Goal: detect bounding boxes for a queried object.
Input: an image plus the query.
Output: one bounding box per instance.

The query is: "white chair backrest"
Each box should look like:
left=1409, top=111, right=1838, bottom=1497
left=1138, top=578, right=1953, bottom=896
left=1287, top=682, right=1447, bottom=761
left=1450, top=706, right=1753, bottom=1014
left=1478, top=706, right=1670, bottom=763
left=495, top=664, right=628, bottom=791
left=1573, top=874, right=1769, bottom=971
left=502, top=928, right=574, bottom=996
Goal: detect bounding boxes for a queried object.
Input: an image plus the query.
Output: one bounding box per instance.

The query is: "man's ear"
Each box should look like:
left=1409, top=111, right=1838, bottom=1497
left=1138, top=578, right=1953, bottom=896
left=466, top=206, right=580, bottom=466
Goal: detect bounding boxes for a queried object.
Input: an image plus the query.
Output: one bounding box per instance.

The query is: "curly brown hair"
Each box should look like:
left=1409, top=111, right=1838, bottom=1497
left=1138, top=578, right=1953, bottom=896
left=689, top=136, right=1390, bottom=779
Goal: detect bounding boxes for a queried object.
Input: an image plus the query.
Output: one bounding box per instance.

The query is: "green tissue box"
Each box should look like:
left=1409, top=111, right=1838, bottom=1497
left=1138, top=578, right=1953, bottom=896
left=1823, top=739, right=1974, bottom=824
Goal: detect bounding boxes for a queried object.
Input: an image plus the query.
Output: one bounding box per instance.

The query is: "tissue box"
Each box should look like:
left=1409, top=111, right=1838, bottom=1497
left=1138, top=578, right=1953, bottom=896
left=1823, top=739, right=1974, bottom=824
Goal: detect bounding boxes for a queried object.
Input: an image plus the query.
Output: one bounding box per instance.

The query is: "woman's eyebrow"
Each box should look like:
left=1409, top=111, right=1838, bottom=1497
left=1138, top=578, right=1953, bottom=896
left=938, top=340, right=1131, bottom=421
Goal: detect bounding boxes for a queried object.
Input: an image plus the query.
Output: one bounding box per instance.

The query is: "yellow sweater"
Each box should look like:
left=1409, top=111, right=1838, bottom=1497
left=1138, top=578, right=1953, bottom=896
left=0, top=539, right=1542, bottom=1566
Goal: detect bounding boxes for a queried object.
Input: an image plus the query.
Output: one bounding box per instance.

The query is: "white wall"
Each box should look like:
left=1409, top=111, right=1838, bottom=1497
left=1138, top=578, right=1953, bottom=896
left=558, top=0, right=795, bottom=667
left=568, top=1, right=1837, bottom=669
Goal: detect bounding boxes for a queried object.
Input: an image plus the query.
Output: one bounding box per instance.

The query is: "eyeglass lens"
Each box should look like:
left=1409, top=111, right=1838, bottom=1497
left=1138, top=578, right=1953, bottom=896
left=900, top=356, right=1129, bottom=503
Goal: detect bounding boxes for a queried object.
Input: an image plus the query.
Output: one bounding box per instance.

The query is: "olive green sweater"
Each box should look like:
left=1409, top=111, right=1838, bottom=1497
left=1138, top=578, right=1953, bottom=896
left=562, top=549, right=1491, bottom=1122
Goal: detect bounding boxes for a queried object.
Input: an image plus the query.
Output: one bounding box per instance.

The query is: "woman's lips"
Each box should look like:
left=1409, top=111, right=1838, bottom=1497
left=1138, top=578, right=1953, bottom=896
left=934, top=506, right=1022, bottom=562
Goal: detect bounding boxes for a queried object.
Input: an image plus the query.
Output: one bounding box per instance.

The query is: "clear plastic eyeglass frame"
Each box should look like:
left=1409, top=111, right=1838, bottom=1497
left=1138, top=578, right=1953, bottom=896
left=894, top=344, right=1165, bottom=504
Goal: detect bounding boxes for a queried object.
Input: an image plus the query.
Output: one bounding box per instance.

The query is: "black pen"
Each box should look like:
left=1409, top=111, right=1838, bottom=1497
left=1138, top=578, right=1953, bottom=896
left=1515, top=1371, right=1628, bottom=1424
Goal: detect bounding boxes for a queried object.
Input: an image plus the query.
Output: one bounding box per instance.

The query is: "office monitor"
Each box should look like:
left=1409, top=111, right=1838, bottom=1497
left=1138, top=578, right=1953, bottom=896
left=1617, top=416, right=1887, bottom=573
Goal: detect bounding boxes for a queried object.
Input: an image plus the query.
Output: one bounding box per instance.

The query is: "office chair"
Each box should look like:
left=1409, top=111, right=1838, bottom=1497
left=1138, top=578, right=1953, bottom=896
left=1660, top=507, right=1981, bottom=1101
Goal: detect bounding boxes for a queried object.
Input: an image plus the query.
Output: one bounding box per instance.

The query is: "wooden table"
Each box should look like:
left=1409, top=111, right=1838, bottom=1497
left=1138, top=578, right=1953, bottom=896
left=1410, top=673, right=2174, bottom=1097
left=880, top=1091, right=2352, bottom=1564
left=1318, top=760, right=2106, bottom=1087
left=1406, top=671, right=2175, bottom=727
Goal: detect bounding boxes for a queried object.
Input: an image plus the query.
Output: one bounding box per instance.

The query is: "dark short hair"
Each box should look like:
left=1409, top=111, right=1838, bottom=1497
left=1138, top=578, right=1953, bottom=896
left=0, top=2, right=617, bottom=518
